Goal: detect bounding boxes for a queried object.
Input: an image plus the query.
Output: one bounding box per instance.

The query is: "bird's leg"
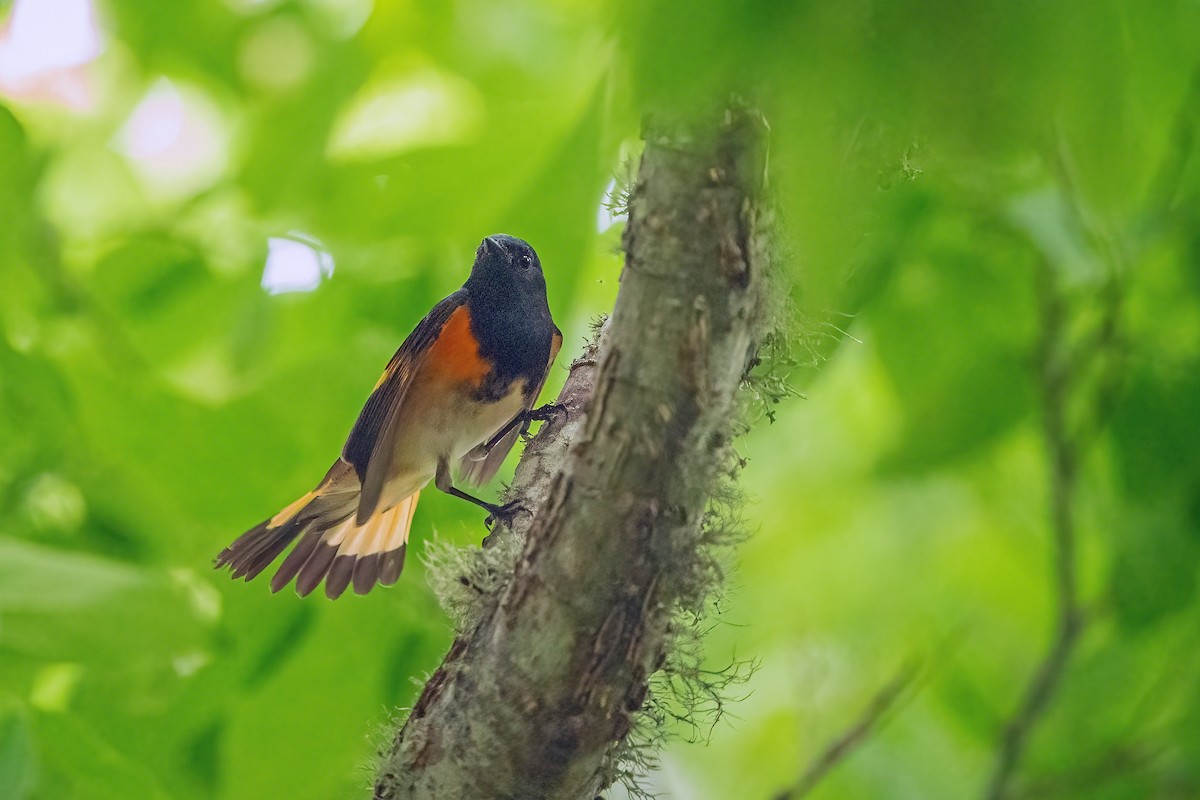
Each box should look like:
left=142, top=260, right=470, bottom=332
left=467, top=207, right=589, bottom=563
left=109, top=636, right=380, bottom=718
left=435, top=458, right=528, bottom=527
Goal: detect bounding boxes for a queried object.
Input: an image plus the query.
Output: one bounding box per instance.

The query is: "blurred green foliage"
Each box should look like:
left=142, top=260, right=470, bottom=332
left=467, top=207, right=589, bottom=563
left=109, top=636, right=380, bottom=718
left=0, top=0, right=1198, bottom=798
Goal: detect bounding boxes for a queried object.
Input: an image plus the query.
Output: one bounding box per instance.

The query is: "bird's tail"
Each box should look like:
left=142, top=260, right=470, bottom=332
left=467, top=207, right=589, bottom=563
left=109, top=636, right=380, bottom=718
left=216, top=473, right=418, bottom=599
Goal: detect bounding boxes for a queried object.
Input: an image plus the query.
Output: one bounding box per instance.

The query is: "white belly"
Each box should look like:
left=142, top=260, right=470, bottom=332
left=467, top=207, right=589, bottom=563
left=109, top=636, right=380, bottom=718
left=378, top=378, right=527, bottom=507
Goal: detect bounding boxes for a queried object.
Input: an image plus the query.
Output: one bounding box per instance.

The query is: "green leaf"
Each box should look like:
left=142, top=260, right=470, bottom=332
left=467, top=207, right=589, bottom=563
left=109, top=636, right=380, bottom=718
left=0, top=539, right=210, bottom=667
left=1110, top=505, right=1200, bottom=630
left=0, top=702, right=36, bottom=800
left=1112, top=363, right=1200, bottom=498
left=29, top=711, right=171, bottom=800
left=870, top=218, right=1038, bottom=470
left=219, top=591, right=448, bottom=800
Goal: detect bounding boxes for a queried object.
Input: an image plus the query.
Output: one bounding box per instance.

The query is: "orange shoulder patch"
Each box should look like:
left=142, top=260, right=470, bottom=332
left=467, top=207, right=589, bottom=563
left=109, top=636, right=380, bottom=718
left=425, top=305, right=491, bottom=384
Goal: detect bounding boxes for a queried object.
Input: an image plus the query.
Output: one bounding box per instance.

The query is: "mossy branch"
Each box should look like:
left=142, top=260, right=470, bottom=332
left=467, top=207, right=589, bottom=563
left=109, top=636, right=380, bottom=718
left=373, top=106, right=770, bottom=800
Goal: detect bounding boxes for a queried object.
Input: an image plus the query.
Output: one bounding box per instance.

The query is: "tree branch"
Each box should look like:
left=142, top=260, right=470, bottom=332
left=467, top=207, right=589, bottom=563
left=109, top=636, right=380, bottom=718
left=985, top=258, right=1086, bottom=800
left=374, top=106, right=769, bottom=800
left=774, top=661, right=922, bottom=800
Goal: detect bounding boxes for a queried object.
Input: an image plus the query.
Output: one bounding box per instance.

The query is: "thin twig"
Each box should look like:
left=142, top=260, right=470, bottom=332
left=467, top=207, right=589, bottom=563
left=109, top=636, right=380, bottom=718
left=984, top=258, right=1086, bottom=800
left=1142, top=60, right=1200, bottom=223
left=774, top=661, right=921, bottom=800
left=1017, top=741, right=1165, bottom=799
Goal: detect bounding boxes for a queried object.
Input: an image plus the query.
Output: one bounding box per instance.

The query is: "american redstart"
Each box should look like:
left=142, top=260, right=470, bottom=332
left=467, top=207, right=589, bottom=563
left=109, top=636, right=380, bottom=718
left=215, top=235, right=562, bottom=599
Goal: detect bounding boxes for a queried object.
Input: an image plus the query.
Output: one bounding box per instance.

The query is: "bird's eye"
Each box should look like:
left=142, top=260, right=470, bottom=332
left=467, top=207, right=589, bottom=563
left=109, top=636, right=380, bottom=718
left=519, top=254, right=533, bottom=269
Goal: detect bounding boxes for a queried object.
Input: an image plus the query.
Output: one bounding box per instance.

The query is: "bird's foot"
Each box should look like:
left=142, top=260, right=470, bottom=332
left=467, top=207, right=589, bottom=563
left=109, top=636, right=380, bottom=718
left=484, top=500, right=531, bottom=529
left=520, top=403, right=569, bottom=442
left=528, top=402, right=568, bottom=423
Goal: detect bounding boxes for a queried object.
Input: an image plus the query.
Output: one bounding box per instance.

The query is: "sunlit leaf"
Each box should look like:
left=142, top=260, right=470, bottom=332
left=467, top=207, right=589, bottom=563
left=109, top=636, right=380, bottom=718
left=0, top=703, right=36, bottom=800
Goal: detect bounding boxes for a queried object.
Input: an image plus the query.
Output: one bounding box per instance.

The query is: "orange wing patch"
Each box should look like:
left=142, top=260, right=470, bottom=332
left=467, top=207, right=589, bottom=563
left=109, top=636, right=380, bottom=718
left=425, top=305, right=491, bottom=385
left=269, top=491, right=315, bottom=528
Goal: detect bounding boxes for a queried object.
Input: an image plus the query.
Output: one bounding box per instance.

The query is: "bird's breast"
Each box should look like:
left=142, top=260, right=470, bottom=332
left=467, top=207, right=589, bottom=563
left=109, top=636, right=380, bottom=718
left=422, top=304, right=492, bottom=386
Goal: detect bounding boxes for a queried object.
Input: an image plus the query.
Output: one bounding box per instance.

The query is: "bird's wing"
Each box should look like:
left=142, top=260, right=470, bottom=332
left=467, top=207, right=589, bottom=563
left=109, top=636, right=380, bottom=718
left=344, top=289, right=468, bottom=523
left=459, top=325, right=563, bottom=487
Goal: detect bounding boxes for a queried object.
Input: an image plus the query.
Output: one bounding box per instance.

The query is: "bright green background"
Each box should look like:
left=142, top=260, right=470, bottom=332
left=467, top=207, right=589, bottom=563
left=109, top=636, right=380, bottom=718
left=1, top=1, right=1199, bottom=798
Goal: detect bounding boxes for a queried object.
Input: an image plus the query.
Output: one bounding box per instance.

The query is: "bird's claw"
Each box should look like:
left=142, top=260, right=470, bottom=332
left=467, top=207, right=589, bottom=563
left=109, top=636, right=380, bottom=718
left=520, top=403, right=569, bottom=442
left=528, top=402, right=568, bottom=423
left=484, top=501, right=531, bottom=529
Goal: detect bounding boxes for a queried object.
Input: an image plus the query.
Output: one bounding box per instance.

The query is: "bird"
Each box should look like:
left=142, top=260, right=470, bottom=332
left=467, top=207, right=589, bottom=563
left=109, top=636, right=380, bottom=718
left=214, top=234, right=562, bottom=599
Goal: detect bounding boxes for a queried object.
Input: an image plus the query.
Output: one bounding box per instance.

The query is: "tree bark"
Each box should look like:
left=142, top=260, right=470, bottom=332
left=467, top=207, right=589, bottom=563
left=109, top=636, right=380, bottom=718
left=375, top=106, right=768, bottom=800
